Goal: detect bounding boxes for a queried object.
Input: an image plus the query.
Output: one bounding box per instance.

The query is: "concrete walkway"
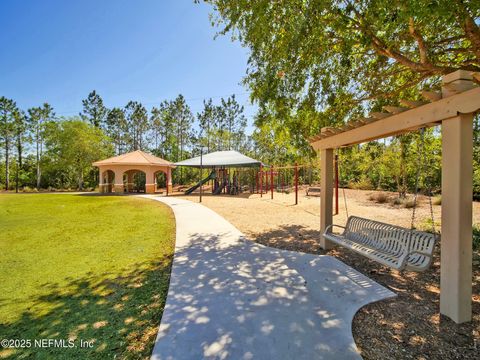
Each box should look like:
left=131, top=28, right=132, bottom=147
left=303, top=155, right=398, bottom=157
left=146, top=196, right=395, bottom=360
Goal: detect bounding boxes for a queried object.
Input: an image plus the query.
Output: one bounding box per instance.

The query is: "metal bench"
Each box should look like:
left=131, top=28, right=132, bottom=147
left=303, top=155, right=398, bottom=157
left=324, top=216, right=436, bottom=272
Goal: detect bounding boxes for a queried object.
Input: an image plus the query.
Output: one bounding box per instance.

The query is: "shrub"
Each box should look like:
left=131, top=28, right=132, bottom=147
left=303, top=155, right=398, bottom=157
left=433, top=195, right=442, bottom=205
left=368, top=192, right=389, bottom=204
left=417, top=218, right=440, bottom=233
left=474, top=225, right=480, bottom=251
left=349, top=177, right=374, bottom=190
left=403, top=198, right=416, bottom=208
left=22, top=186, right=38, bottom=193
left=392, top=197, right=403, bottom=206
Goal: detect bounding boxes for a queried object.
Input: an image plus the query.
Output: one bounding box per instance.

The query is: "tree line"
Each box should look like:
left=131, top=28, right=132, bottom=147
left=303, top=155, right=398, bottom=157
left=1, top=91, right=480, bottom=199
left=200, top=0, right=480, bottom=200
left=0, top=91, right=250, bottom=191
left=2, top=1, right=480, bottom=198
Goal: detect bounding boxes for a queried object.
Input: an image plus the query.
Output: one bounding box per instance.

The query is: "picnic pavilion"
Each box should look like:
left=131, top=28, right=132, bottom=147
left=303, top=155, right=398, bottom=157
left=93, top=150, right=175, bottom=194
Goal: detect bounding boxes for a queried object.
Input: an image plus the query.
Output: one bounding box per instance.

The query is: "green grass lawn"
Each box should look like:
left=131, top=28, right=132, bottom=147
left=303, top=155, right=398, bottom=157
left=0, top=194, right=175, bottom=359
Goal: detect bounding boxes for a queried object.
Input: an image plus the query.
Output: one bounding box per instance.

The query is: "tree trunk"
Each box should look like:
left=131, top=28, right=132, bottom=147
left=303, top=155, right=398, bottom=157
left=207, top=120, right=210, bottom=152
left=36, top=132, right=41, bottom=189
left=78, top=170, right=84, bottom=190
left=17, top=139, right=22, bottom=168
left=5, top=137, right=9, bottom=190
left=15, top=164, right=18, bottom=193
left=16, top=136, right=22, bottom=193
left=180, top=132, right=184, bottom=184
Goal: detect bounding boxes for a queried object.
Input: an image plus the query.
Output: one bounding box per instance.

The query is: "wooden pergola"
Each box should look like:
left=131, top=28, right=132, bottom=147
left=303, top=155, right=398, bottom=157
left=310, top=70, right=479, bottom=324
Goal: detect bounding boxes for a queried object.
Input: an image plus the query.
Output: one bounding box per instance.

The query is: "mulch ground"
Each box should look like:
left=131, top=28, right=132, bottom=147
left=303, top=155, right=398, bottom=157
left=256, top=232, right=480, bottom=360
left=177, top=189, right=480, bottom=359
left=331, top=247, right=478, bottom=360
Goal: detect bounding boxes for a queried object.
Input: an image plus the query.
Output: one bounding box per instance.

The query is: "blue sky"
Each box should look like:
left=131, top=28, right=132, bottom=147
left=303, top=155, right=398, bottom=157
left=0, top=0, right=255, bottom=129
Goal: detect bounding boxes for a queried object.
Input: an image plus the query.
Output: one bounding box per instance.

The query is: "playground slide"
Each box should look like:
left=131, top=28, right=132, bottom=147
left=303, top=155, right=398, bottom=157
left=213, top=181, right=226, bottom=195
left=185, top=171, right=216, bottom=195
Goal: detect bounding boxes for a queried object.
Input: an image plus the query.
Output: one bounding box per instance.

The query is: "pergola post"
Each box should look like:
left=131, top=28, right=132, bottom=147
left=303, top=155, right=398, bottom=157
left=320, top=148, right=334, bottom=250
left=440, top=113, right=473, bottom=323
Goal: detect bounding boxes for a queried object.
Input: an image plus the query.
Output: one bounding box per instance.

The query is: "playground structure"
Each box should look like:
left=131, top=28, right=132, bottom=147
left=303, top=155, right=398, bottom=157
left=180, top=158, right=330, bottom=207
left=184, top=167, right=253, bottom=196
left=175, top=150, right=263, bottom=198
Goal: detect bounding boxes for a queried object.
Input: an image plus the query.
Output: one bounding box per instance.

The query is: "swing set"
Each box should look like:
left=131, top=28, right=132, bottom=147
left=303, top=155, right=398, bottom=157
left=255, top=163, right=322, bottom=205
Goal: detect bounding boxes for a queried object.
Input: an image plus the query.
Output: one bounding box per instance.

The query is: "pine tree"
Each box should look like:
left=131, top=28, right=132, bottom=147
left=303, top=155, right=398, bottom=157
left=80, top=90, right=107, bottom=128
left=13, top=109, right=28, bottom=192
left=0, top=97, right=17, bottom=190
left=28, top=103, right=55, bottom=189
left=106, top=107, right=127, bottom=154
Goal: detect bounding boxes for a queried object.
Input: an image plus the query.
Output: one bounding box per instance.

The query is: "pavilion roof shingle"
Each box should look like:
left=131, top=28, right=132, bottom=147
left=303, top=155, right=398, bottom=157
left=93, top=150, right=174, bottom=167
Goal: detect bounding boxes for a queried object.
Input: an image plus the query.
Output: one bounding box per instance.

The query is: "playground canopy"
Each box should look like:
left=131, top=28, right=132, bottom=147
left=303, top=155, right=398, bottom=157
left=175, top=150, right=263, bottom=168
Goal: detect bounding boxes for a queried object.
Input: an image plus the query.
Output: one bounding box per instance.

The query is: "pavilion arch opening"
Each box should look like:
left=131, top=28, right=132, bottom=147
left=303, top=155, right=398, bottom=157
left=124, top=169, right=146, bottom=193
left=101, top=170, right=115, bottom=193
left=155, top=170, right=167, bottom=193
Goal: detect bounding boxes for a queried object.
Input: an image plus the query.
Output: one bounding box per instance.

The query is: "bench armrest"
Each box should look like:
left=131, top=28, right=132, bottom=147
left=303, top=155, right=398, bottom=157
left=407, top=250, right=433, bottom=258
left=324, top=224, right=346, bottom=235
left=395, top=249, right=433, bottom=271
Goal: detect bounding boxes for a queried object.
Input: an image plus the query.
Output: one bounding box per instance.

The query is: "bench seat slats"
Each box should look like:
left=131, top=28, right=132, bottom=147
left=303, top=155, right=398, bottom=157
left=324, top=216, right=436, bottom=272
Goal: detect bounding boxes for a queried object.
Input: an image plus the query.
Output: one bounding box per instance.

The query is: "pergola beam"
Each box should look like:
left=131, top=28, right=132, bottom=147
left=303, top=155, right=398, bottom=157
left=311, top=86, right=480, bottom=150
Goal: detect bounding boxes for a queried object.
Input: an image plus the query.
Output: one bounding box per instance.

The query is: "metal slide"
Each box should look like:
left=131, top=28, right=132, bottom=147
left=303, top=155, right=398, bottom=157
left=185, top=171, right=216, bottom=195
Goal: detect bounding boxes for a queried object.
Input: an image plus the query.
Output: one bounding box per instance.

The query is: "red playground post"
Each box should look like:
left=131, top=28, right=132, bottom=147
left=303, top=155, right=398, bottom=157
left=260, top=164, right=263, bottom=197
left=271, top=166, right=274, bottom=199
left=295, top=163, right=298, bottom=205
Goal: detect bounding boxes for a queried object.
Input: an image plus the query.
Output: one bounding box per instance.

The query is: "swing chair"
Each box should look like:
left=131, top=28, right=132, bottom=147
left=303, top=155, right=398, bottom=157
left=324, top=129, right=438, bottom=272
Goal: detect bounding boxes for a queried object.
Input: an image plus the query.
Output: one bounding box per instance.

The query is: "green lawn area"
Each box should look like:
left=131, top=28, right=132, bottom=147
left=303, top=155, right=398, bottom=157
left=0, top=194, right=175, bottom=359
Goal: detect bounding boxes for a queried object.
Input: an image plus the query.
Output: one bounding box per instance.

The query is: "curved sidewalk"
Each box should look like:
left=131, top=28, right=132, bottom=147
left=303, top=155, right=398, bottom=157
left=146, top=196, right=395, bottom=360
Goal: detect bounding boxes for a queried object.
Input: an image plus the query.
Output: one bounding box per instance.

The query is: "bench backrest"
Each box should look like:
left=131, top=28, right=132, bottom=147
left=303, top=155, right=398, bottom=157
left=344, top=216, right=436, bottom=255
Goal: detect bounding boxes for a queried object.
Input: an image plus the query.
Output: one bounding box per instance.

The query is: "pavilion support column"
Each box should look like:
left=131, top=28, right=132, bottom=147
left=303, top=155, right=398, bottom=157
left=98, top=168, right=105, bottom=193
left=167, top=168, right=172, bottom=195
left=440, top=113, right=473, bottom=323
left=113, top=170, right=124, bottom=194
left=145, top=169, right=156, bottom=194
left=108, top=171, right=114, bottom=192
left=320, top=148, right=334, bottom=250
